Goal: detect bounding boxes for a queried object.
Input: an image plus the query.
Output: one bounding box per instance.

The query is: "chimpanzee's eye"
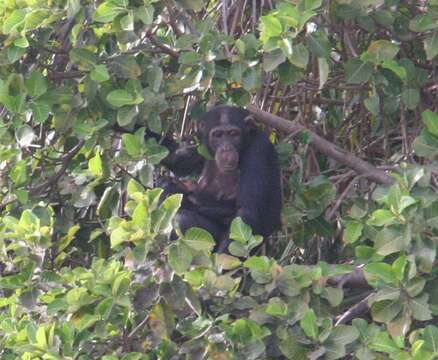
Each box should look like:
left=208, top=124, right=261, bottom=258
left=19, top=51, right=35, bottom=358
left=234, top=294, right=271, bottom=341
left=229, top=130, right=240, bottom=137
left=212, top=130, right=223, bottom=138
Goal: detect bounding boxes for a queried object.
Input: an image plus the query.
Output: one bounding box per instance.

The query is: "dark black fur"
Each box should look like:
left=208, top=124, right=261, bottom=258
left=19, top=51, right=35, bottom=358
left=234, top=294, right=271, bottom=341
left=169, top=105, right=282, bottom=250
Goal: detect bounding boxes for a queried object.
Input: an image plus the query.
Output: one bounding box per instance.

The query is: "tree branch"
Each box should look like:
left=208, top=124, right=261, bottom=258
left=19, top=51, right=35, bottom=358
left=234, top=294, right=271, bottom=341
left=335, top=293, right=372, bottom=325
left=246, top=105, right=394, bottom=185
left=146, top=33, right=179, bottom=58
left=29, top=140, right=85, bottom=196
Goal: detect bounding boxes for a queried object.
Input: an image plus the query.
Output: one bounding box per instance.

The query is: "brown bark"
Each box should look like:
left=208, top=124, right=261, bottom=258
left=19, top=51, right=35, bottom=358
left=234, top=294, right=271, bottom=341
left=247, top=105, right=394, bottom=186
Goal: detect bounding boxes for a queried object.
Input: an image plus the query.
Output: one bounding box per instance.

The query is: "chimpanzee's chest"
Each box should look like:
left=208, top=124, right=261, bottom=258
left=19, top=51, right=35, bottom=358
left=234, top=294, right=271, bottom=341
left=201, top=173, right=239, bottom=202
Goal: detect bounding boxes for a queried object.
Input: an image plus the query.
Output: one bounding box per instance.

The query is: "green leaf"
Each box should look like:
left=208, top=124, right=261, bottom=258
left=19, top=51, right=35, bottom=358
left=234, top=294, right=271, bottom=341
left=215, top=253, right=242, bottom=270
left=425, top=31, right=438, bottom=60
left=401, top=89, right=420, bottom=110
left=328, top=325, right=359, bottom=346
left=0, top=90, right=25, bottom=112
left=70, top=48, right=97, bottom=70
left=14, top=37, right=29, bottom=48
left=94, top=1, right=126, bottom=22
left=176, top=0, right=203, bottom=11
left=107, top=89, right=143, bottom=108
left=117, top=106, right=138, bottom=127
left=25, top=71, right=48, bottom=98
left=392, top=255, right=407, bottom=282
left=230, top=217, right=253, bottom=243
left=279, top=38, right=293, bottom=58
left=413, top=129, right=438, bottom=159
left=410, top=14, right=438, bottom=32
left=300, top=309, right=318, bottom=340
left=156, top=194, right=182, bottom=234
left=10, top=160, right=28, bottom=185
left=77, top=314, right=100, bottom=331
left=110, top=226, right=131, bottom=248
left=111, top=56, right=142, bottom=78
left=260, top=15, right=283, bottom=44
left=58, top=225, right=80, bottom=252
left=381, top=60, right=406, bottom=80
left=122, top=133, right=142, bottom=157
left=263, top=49, right=286, bottom=71
left=24, top=9, right=52, bottom=31
left=179, top=52, right=202, bottom=65
left=371, top=299, right=402, bottom=323
left=364, top=262, right=398, bottom=285
left=36, top=326, right=48, bottom=349
left=127, top=179, right=145, bottom=197
left=89, top=152, right=103, bottom=177
left=318, top=57, right=329, bottom=89
left=421, top=325, right=438, bottom=353
left=3, top=9, right=26, bottom=34
left=410, top=293, right=432, bottom=321
left=366, top=40, right=399, bottom=63
left=369, top=331, right=399, bottom=354
left=168, top=242, right=192, bottom=274
left=147, top=65, right=163, bottom=92
left=279, top=332, right=308, bottom=359
left=132, top=202, right=149, bottom=230
left=306, top=31, right=331, bottom=58
left=90, top=64, right=110, bottom=82
left=31, top=101, right=51, bottom=123
left=398, top=195, right=417, bottom=213
left=374, top=226, right=410, bottom=257
left=322, top=287, right=343, bottom=307
left=367, top=209, right=396, bottom=226
left=289, top=43, right=309, bottom=69
left=265, top=298, right=288, bottom=317
left=144, top=139, right=169, bottom=165
left=364, top=94, right=380, bottom=115
left=120, top=11, right=134, bottom=31
left=344, top=59, right=373, bottom=84
left=422, top=110, right=438, bottom=137
left=242, top=68, right=262, bottom=91
left=277, top=268, right=301, bottom=297
left=149, top=299, right=178, bottom=340
left=244, top=256, right=273, bottom=284
left=182, top=227, right=215, bottom=252
left=343, top=221, right=363, bottom=244
left=136, top=5, right=154, bottom=25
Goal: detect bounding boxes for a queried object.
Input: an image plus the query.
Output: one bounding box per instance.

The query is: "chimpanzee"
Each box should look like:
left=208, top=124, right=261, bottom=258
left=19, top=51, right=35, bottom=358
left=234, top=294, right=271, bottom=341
left=166, top=105, right=282, bottom=251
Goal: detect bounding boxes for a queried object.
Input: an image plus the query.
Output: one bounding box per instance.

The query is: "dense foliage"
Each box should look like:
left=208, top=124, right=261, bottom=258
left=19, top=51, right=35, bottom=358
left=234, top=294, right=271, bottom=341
left=2, top=0, right=438, bottom=358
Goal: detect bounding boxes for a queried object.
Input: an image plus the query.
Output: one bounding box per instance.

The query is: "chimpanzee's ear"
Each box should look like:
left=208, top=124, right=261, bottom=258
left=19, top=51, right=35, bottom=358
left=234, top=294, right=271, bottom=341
left=243, top=114, right=257, bottom=132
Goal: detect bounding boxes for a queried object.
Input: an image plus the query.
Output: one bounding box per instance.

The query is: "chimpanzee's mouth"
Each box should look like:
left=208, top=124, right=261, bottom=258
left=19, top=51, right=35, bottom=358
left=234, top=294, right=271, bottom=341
left=222, top=165, right=237, bottom=172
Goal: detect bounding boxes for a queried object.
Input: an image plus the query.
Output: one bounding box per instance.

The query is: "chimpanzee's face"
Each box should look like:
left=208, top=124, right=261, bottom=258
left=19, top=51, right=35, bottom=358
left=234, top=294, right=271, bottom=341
left=199, top=105, right=254, bottom=174
left=209, top=124, right=241, bottom=173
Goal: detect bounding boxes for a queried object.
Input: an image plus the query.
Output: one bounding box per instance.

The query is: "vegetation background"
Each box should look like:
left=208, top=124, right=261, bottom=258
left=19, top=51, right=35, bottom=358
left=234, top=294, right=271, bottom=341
left=1, top=0, right=438, bottom=358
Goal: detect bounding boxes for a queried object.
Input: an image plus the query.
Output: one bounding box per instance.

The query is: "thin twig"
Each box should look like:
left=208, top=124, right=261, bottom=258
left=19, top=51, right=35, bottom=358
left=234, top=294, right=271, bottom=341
left=327, top=175, right=362, bottom=221
left=400, top=101, right=410, bottom=158
left=180, top=95, right=191, bottom=138
left=128, top=314, right=150, bottom=339
left=29, top=140, right=85, bottom=196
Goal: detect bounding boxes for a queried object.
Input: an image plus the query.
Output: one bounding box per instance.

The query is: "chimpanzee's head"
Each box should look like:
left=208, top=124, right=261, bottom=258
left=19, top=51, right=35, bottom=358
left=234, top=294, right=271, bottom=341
left=198, top=105, right=256, bottom=174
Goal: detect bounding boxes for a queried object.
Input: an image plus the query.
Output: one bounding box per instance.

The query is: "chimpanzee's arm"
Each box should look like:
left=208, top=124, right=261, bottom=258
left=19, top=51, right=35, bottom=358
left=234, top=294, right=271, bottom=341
left=114, top=124, right=205, bottom=176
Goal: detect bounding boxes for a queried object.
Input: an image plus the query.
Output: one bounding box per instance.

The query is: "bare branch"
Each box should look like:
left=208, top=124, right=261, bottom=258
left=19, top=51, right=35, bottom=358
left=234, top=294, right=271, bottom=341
left=335, top=293, right=372, bottom=325
left=146, top=33, right=179, bottom=58
left=246, top=105, right=395, bottom=185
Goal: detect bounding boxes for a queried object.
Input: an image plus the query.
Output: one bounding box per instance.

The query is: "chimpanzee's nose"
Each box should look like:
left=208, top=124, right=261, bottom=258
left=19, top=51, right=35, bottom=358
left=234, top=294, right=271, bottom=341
left=222, top=143, right=233, bottom=151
